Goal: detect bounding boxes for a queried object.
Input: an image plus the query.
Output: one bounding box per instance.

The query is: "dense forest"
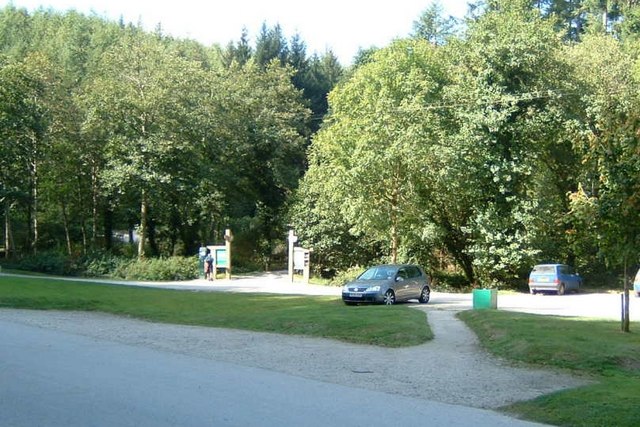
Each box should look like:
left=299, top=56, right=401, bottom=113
left=0, top=3, right=343, bottom=271
left=2, top=0, right=640, bottom=290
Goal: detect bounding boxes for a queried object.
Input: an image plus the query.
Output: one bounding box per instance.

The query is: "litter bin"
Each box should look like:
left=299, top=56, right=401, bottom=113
left=473, top=289, right=498, bottom=309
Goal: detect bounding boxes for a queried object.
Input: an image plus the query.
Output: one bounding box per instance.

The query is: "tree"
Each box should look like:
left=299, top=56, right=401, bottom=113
left=83, top=33, right=206, bottom=258
left=295, top=40, right=448, bottom=264
left=0, top=53, right=58, bottom=255
left=566, top=34, right=640, bottom=331
left=412, top=1, right=459, bottom=45
left=442, top=0, right=574, bottom=285
left=254, top=23, right=288, bottom=68
left=221, top=27, right=252, bottom=67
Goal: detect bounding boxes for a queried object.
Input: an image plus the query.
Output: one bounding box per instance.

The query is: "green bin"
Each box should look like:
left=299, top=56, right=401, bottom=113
left=473, top=289, right=498, bottom=309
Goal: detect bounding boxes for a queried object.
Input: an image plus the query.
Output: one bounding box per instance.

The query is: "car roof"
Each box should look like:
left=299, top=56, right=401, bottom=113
left=533, top=263, right=566, bottom=267
left=370, top=264, right=420, bottom=268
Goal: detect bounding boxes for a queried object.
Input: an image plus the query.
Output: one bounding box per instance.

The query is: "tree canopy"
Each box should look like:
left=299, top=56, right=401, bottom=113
left=3, top=2, right=640, bottom=294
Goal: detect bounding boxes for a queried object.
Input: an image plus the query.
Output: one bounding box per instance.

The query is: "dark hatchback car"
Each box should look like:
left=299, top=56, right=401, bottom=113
left=341, top=264, right=431, bottom=305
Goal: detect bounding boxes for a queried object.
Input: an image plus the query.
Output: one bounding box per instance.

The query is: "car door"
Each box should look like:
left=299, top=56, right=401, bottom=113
left=405, top=266, right=422, bottom=300
left=560, top=265, right=581, bottom=291
left=394, top=267, right=411, bottom=301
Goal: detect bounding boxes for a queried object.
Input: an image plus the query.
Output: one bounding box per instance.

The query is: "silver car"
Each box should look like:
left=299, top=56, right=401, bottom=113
left=342, top=264, right=431, bottom=305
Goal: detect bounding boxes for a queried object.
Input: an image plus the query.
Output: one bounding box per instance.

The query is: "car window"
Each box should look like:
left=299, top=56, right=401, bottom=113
left=532, top=265, right=555, bottom=273
left=407, top=266, right=421, bottom=278
left=397, top=268, right=408, bottom=280
left=359, top=266, right=394, bottom=280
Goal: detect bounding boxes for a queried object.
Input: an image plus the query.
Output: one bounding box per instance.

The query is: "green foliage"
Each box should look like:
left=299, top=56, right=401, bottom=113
left=16, top=251, right=70, bottom=275
left=4, top=3, right=640, bottom=288
left=111, top=257, right=198, bottom=281
left=77, top=250, right=131, bottom=277
left=328, top=266, right=365, bottom=286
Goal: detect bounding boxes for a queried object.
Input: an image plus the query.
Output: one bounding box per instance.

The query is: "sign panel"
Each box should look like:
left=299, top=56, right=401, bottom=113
left=215, top=248, right=227, bottom=268
left=207, top=245, right=228, bottom=268
left=293, top=247, right=305, bottom=271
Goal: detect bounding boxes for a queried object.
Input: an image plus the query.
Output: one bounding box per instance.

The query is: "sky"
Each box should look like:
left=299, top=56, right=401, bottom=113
left=2, top=0, right=470, bottom=64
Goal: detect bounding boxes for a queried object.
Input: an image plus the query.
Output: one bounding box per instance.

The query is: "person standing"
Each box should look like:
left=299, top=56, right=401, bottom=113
left=204, top=249, right=214, bottom=281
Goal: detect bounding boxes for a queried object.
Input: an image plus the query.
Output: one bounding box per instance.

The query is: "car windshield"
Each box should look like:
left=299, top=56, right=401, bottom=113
left=359, top=266, right=396, bottom=280
left=532, top=265, right=556, bottom=273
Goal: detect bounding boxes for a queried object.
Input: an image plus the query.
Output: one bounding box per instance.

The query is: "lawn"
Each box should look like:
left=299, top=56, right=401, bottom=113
left=0, top=275, right=432, bottom=347
left=458, top=310, right=640, bottom=427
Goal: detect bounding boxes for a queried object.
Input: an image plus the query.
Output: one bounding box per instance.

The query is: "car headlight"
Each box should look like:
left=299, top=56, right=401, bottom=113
left=366, top=285, right=380, bottom=292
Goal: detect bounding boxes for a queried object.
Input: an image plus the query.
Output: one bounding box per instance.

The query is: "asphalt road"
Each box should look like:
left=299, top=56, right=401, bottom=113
left=0, top=316, right=546, bottom=427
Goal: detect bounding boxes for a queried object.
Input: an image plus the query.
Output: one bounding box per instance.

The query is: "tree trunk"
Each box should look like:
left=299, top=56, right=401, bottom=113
left=61, top=201, right=72, bottom=256
left=91, top=162, right=99, bottom=247
left=138, top=189, right=147, bottom=258
left=4, top=200, right=13, bottom=259
left=623, top=258, right=630, bottom=332
left=31, top=157, right=39, bottom=255
left=390, top=169, right=400, bottom=264
left=103, top=205, right=113, bottom=251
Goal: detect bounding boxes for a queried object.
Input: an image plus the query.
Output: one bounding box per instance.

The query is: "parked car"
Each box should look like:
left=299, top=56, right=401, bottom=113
left=528, top=264, right=582, bottom=295
left=634, top=269, right=640, bottom=297
left=341, top=264, right=431, bottom=305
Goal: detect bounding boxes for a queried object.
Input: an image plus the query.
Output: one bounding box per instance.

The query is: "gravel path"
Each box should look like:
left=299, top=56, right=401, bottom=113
left=0, top=306, right=589, bottom=410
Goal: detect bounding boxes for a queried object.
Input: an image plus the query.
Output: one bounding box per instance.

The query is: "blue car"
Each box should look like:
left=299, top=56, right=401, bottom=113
left=634, top=269, right=640, bottom=297
left=528, top=264, right=582, bottom=295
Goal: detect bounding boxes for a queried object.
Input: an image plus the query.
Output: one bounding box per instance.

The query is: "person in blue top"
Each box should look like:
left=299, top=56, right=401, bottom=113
left=204, top=249, right=214, bottom=281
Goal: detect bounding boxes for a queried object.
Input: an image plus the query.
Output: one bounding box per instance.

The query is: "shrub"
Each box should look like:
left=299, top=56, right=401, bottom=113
left=16, top=251, right=70, bottom=275
left=113, top=256, right=198, bottom=281
left=77, top=250, right=131, bottom=277
left=431, top=271, right=471, bottom=292
left=329, top=266, right=364, bottom=286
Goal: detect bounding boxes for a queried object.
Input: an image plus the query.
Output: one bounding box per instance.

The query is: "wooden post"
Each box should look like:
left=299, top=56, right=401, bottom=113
left=224, top=229, right=233, bottom=280
left=288, top=230, right=297, bottom=283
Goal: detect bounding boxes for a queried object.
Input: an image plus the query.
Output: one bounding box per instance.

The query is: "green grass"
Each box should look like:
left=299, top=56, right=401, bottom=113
left=459, top=310, right=640, bottom=427
left=0, top=276, right=432, bottom=347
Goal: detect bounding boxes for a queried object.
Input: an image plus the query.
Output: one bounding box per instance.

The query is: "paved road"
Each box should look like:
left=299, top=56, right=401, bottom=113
left=0, top=316, right=546, bottom=427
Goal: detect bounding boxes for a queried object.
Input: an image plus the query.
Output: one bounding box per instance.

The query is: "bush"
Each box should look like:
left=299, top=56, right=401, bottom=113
left=77, top=250, right=131, bottom=277
left=16, top=251, right=70, bottom=275
left=430, top=271, right=471, bottom=292
left=112, top=256, right=198, bottom=281
left=329, top=266, right=364, bottom=286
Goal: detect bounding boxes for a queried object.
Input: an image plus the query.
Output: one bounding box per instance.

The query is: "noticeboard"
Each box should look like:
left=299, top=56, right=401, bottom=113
left=215, top=247, right=227, bottom=268
left=293, top=247, right=310, bottom=271
left=206, top=245, right=228, bottom=268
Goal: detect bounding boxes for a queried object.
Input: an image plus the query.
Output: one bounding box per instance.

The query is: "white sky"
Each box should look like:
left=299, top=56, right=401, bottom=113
left=2, top=0, right=469, bottom=64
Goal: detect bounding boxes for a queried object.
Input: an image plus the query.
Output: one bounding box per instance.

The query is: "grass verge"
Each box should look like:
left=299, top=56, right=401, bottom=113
left=0, top=276, right=432, bottom=347
left=459, top=310, right=640, bottom=427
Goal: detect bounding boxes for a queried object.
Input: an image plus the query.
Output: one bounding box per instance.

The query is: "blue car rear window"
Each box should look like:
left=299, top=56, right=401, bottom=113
left=532, top=265, right=556, bottom=273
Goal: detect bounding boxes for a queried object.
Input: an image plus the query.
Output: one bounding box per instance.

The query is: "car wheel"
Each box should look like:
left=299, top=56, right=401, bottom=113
left=530, top=288, right=537, bottom=295
left=383, top=290, right=396, bottom=305
left=557, top=283, right=565, bottom=295
left=418, top=286, right=431, bottom=303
